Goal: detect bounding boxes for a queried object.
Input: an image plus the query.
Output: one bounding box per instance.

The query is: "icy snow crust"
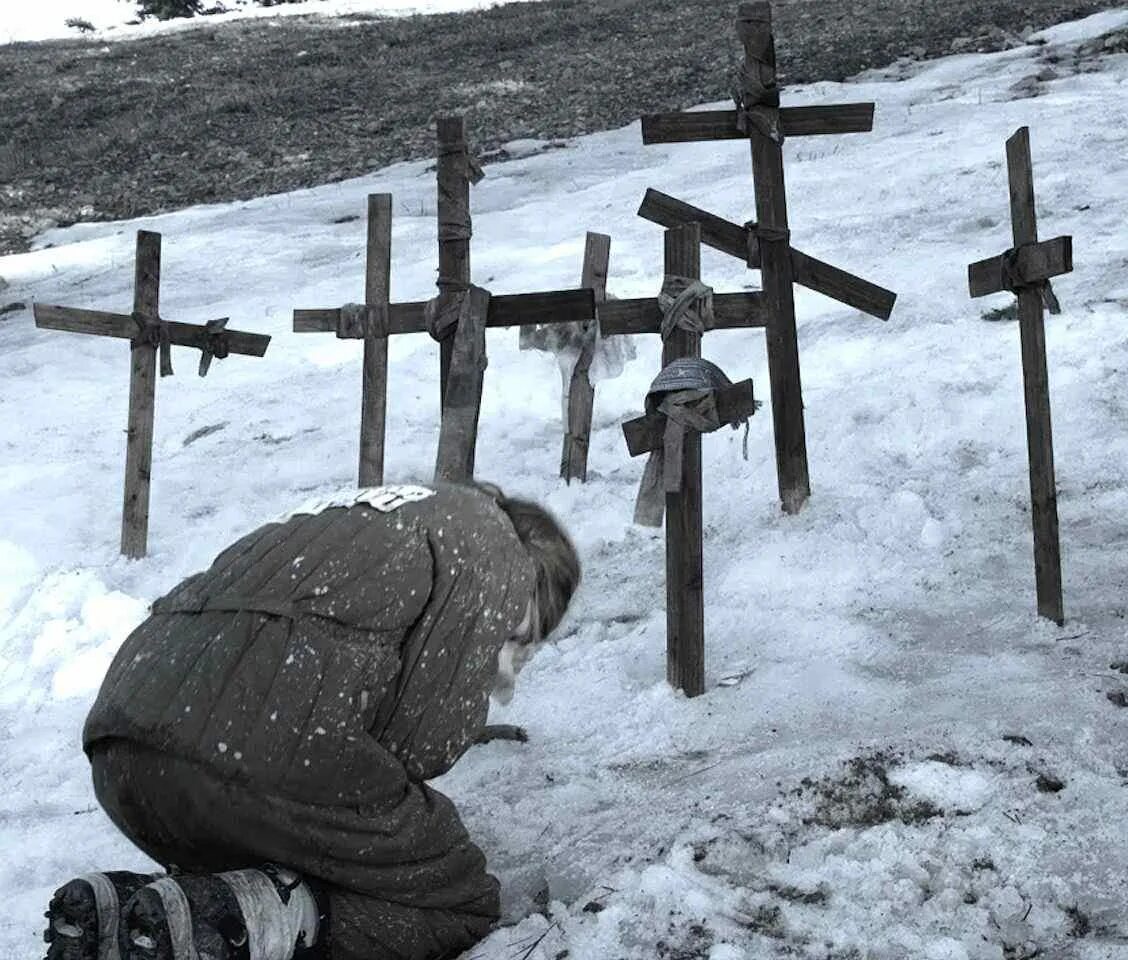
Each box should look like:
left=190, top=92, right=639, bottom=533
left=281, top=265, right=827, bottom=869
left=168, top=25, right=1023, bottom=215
left=3, top=10, right=1128, bottom=959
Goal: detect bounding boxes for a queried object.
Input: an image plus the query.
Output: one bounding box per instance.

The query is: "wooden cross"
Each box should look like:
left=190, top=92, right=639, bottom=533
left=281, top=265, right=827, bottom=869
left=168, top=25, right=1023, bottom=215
left=519, top=231, right=611, bottom=483
left=294, top=117, right=595, bottom=485
left=620, top=223, right=759, bottom=696
left=968, top=126, right=1073, bottom=626
left=639, top=1, right=897, bottom=515
left=32, top=230, right=271, bottom=558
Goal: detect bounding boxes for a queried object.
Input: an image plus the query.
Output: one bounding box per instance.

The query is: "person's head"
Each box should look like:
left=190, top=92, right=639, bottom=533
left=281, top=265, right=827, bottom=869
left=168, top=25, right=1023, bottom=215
left=476, top=482, right=581, bottom=700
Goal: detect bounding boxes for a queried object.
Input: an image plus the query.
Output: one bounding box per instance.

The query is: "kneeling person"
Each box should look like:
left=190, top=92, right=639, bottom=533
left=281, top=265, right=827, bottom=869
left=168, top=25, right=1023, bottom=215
left=46, top=482, right=580, bottom=960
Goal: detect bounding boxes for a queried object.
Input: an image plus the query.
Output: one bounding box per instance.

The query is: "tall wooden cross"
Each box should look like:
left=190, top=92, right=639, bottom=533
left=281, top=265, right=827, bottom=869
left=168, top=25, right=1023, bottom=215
left=294, top=117, right=595, bottom=485
left=519, top=231, right=612, bottom=484
left=968, top=126, right=1073, bottom=626
left=32, top=230, right=271, bottom=558
left=639, top=1, right=897, bottom=514
left=618, top=222, right=759, bottom=697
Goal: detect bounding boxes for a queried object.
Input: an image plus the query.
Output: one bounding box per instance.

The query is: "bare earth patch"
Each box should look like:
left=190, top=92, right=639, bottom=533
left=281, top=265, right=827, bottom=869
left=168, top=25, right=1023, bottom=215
left=0, top=0, right=1113, bottom=255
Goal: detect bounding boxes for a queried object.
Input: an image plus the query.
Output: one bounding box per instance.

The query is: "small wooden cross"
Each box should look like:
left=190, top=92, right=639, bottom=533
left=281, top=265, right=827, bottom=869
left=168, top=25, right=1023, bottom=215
left=638, top=1, right=897, bottom=515
left=968, top=126, right=1072, bottom=626
left=519, top=231, right=612, bottom=484
left=294, top=121, right=595, bottom=485
left=619, top=223, right=759, bottom=697
left=32, top=230, right=271, bottom=558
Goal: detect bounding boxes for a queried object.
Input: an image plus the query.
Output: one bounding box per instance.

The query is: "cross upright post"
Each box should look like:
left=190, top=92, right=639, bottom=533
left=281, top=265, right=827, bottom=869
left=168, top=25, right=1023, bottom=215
left=435, top=116, right=482, bottom=479
left=664, top=223, right=705, bottom=696
left=968, top=126, right=1073, bottom=626
left=125, top=231, right=161, bottom=559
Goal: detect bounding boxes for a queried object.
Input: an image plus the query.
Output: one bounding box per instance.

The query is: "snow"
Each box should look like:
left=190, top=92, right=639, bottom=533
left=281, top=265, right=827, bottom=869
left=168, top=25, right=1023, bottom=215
left=3, top=7, right=1128, bottom=958
left=0, top=0, right=547, bottom=45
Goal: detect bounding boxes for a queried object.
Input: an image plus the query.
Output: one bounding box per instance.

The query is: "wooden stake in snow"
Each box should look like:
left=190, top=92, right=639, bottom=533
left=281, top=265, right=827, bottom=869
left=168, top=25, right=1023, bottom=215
left=293, top=194, right=392, bottom=487
left=33, top=230, right=271, bottom=559
left=638, top=1, right=897, bottom=515
left=619, top=225, right=759, bottom=696
left=295, top=120, right=595, bottom=484
left=519, top=231, right=612, bottom=484
left=967, top=126, right=1072, bottom=626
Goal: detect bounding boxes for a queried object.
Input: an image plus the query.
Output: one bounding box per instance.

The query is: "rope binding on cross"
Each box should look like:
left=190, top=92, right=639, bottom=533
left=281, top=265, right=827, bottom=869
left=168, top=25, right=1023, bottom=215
left=131, top=312, right=173, bottom=377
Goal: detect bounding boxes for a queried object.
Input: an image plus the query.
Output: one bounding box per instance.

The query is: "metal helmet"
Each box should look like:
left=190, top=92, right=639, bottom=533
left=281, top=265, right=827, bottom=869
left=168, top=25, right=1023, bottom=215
left=645, top=357, right=733, bottom=410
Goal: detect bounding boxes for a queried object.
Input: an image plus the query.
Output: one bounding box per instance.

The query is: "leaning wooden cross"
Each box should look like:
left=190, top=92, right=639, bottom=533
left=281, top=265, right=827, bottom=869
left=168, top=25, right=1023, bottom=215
left=968, top=126, right=1072, bottom=626
left=519, top=231, right=614, bottom=483
left=32, top=230, right=271, bottom=558
left=620, top=222, right=759, bottom=698
left=294, top=117, right=595, bottom=484
left=638, top=0, right=897, bottom=514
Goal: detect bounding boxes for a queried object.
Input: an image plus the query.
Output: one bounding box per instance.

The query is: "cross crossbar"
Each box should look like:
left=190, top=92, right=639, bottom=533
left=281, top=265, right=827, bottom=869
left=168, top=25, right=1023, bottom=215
left=294, top=288, right=595, bottom=337
left=639, top=188, right=896, bottom=320
left=33, top=304, right=270, bottom=357
left=599, top=292, right=766, bottom=336
left=641, top=103, right=875, bottom=144
left=968, top=235, right=1072, bottom=299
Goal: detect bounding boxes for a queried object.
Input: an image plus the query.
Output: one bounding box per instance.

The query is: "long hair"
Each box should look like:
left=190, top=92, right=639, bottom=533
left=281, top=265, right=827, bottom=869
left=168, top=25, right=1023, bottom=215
left=477, top=483, right=581, bottom=641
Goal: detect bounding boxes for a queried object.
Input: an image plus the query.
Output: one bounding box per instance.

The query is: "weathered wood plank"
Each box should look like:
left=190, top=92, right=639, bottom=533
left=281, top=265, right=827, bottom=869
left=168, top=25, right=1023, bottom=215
left=561, top=231, right=610, bottom=483
left=663, top=222, right=705, bottom=699
left=436, top=116, right=475, bottom=472
left=1006, top=125, right=1064, bottom=625
left=121, top=230, right=161, bottom=560
left=742, top=0, right=810, bottom=515
left=296, top=289, right=596, bottom=337
left=637, top=189, right=896, bottom=320
left=35, top=303, right=270, bottom=356
left=434, top=286, right=489, bottom=483
left=638, top=188, right=749, bottom=259
left=623, top=379, right=757, bottom=456
left=641, top=103, right=875, bottom=144
left=360, top=193, right=391, bottom=488
left=597, top=292, right=766, bottom=337
left=967, top=235, right=1072, bottom=298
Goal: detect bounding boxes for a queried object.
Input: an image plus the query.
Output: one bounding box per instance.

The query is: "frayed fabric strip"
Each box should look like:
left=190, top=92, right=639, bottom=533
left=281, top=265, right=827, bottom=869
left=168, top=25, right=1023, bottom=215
left=80, top=873, right=122, bottom=960
left=657, top=276, right=714, bottom=340
left=146, top=877, right=201, bottom=960
left=219, top=871, right=300, bottom=960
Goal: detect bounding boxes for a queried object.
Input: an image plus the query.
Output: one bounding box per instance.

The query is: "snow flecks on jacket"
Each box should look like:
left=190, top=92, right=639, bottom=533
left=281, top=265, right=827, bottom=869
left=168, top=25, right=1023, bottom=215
left=83, top=483, right=536, bottom=806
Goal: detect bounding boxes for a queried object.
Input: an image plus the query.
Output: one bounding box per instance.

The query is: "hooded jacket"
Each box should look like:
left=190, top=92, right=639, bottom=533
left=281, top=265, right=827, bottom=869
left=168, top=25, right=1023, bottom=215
left=83, top=483, right=535, bottom=806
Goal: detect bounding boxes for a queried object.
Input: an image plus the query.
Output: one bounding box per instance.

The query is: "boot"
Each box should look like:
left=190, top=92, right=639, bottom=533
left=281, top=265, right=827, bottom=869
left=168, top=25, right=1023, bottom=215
left=121, top=867, right=325, bottom=960
left=43, top=870, right=163, bottom=960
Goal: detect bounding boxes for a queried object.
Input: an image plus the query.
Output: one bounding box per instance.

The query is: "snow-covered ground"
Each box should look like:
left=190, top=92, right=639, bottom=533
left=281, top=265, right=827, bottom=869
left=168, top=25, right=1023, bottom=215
left=4, top=9, right=1128, bottom=959
left=0, top=0, right=546, bottom=45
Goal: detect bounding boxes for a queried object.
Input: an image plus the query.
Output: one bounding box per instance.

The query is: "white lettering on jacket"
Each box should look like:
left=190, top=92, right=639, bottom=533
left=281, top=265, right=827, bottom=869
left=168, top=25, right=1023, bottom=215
left=275, top=485, right=436, bottom=522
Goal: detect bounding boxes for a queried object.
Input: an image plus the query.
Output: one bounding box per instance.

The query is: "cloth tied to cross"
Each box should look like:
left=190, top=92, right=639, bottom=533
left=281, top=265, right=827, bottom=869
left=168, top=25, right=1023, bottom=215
left=197, top=318, right=230, bottom=377
left=658, top=275, right=715, bottom=339
left=336, top=303, right=388, bottom=340
left=132, top=314, right=231, bottom=377
left=732, top=8, right=784, bottom=144
left=435, top=138, right=484, bottom=249
left=1000, top=243, right=1062, bottom=314
left=425, top=284, right=491, bottom=391
left=635, top=386, right=739, bottom=528
left=132, top=312, right=173, bottom=377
